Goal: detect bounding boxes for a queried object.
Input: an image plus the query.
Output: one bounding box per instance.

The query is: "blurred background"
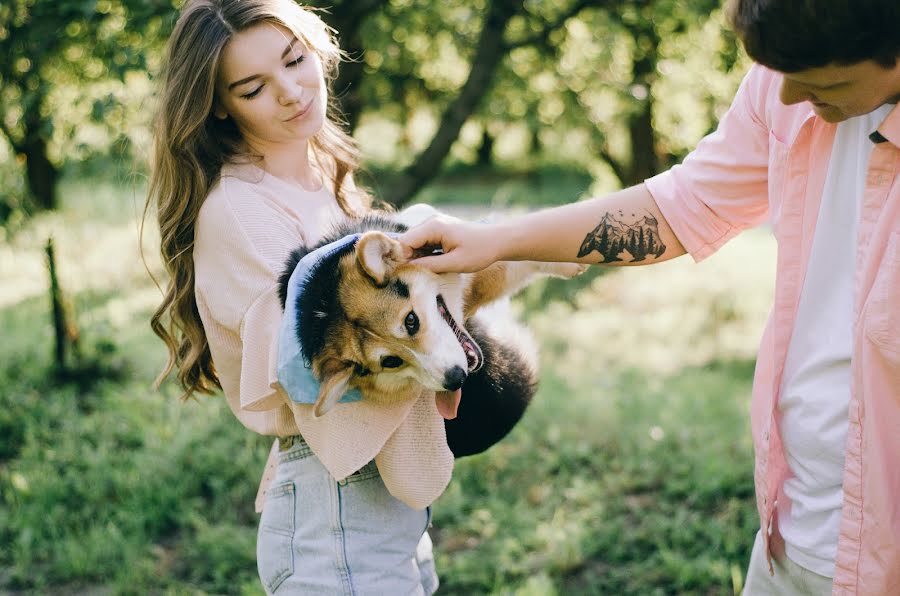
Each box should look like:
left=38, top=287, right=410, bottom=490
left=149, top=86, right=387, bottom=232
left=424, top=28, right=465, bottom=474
left=1, top=0, right=773, bottom=593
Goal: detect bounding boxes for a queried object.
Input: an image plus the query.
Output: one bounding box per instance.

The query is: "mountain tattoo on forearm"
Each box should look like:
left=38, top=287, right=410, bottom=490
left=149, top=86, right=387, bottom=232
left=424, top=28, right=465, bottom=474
left=577, top=211, right=666, bottom=263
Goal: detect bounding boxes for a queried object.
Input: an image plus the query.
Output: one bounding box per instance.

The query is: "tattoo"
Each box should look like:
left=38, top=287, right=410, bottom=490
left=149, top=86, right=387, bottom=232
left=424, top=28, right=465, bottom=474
left=577, top=211, right=666, bottom=263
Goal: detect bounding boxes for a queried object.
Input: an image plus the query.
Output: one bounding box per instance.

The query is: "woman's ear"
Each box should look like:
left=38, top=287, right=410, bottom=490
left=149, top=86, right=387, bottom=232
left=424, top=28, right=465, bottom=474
left=213, top=103, right=228, bottom=120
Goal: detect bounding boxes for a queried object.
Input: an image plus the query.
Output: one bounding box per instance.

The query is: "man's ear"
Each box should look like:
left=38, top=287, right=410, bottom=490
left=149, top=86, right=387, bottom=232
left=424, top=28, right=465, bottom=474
left=357, top=231, right=407, bottom=286
left=313, top=360, right=353, bottom=418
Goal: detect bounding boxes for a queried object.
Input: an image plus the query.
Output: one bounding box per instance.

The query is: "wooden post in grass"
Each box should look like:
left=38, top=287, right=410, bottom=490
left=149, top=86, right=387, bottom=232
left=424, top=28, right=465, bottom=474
left=45, top=237, right=80, bottom=373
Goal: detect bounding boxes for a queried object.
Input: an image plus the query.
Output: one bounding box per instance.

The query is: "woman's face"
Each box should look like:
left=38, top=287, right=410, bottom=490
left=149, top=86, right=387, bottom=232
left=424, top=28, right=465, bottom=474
left=215, top=21, right=326, bottom=148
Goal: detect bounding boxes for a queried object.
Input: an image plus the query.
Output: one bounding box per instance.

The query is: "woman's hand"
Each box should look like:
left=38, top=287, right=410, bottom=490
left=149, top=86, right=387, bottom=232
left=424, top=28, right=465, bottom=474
left=399, top=215, right=507, bottom=273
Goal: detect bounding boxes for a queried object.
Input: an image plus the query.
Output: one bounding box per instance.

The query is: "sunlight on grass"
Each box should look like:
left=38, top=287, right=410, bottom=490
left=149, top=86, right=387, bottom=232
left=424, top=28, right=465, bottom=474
left=1, top=177, right=161, bottom=310
left=530, top=227, right=776, bottom=382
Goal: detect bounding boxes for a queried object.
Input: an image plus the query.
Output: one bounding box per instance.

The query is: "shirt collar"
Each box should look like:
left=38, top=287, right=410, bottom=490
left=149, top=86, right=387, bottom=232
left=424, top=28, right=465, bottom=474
left=872, top=103, right=900, bottom=147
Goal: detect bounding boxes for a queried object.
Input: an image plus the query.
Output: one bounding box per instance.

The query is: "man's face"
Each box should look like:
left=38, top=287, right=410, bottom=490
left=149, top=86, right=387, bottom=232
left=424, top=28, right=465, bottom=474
left=779, top=59, right=900, bottom=122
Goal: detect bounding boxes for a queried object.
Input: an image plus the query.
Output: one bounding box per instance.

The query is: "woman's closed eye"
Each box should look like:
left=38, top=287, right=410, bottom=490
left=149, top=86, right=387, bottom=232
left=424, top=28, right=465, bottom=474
left=239, top=57, right=305, bottom=100
left=241, top=86, right=264, bottom=99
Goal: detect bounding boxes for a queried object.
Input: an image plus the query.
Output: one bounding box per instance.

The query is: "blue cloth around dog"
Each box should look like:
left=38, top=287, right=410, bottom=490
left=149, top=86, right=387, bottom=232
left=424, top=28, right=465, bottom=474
left=277, top=234, right=364, bottom=405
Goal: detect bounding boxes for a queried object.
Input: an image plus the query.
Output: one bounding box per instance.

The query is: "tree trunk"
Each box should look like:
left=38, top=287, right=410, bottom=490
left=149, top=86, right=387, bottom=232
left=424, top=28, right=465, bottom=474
left=476, top=127, right=495, bottom=166
left=387, top=0, right=523, bottom=207
left=318, top=0, right=389, bottom=133
left=24, top=135, right=58, bottom=211
left=46, top=238, right=80, bottom=373
left=627, top=97, right=658, bottom=184
left=624, top=23, right=661, bottom=185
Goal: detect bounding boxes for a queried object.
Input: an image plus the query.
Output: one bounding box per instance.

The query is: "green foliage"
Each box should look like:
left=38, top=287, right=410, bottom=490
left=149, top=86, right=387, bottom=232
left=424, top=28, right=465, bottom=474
left=1, top=173, right=765, bottom=594
left=0, top=0, right=173, bottom=119
left=0, top=0, right=751, bottom=216
left=0, top=0, right=172, bottom=209
left=349, top=0, right=748, bottom=187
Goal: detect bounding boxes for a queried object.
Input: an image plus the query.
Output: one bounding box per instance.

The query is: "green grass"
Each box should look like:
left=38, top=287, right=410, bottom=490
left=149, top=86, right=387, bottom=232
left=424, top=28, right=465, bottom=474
left=1, top=172, right=774, bottom=594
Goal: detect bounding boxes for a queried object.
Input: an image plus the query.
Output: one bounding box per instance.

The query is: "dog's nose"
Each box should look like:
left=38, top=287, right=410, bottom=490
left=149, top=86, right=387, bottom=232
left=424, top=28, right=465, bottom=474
left=442, top=366, right=467, bottom=391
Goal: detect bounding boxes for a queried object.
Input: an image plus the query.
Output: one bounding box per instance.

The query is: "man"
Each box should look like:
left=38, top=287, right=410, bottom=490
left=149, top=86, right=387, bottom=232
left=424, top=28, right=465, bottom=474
left=399, top=0, right=899, bottom=594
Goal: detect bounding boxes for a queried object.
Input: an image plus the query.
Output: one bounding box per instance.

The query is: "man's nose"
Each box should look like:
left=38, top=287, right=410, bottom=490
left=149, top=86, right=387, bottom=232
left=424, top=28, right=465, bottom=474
left=780, top=79, right=812, bottom=106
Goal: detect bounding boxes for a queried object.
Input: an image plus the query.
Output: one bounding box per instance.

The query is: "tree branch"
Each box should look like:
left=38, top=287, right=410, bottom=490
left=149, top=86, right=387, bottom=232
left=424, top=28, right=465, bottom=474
left=386, top=0, right=525, bottom=206
left=315, top=0, right=390, bottom=131
left=597, top=144, right=628, bottom=186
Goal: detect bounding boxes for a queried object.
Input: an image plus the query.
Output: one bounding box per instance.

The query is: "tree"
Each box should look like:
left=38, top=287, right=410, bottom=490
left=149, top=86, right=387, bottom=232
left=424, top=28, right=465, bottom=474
left=0, top=0, right=172, bottom=211
left=309, top=0, right=390, bottom=132
left=312, top=0, right=604, bottom=206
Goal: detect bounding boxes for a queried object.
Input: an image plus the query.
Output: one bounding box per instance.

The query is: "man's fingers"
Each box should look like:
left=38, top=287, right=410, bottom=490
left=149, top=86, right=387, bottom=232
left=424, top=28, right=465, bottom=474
left=399, top=221, right=442, bottom=249
left=407, top=252, right=461, bottom=274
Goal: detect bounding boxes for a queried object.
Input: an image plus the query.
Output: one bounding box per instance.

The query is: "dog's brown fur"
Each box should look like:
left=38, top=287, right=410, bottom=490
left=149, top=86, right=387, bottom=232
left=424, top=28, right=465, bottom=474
left=278, top=213, right=584, bottom=454
left=303, top=230, right=583, bottom=417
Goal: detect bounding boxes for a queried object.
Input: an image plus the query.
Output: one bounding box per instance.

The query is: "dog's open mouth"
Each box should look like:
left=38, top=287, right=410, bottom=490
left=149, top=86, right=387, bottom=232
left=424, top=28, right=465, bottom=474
left=436, top=295, right=483, bottom=372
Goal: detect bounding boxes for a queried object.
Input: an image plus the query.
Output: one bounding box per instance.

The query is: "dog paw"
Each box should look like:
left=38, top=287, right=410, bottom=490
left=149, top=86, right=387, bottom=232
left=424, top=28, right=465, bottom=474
left=541, top=262, right=589, bottom=279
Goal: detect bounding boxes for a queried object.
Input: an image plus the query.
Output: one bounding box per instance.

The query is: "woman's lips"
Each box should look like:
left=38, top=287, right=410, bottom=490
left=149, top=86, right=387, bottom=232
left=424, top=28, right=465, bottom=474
left=285, top=100, right=313, bottom=121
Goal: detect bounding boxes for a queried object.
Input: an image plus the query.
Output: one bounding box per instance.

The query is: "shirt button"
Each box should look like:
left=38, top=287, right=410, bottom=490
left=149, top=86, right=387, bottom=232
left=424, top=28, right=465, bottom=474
left=763, top=430, right=769, bottom=441
left=338, top=478, right=348, bottom=486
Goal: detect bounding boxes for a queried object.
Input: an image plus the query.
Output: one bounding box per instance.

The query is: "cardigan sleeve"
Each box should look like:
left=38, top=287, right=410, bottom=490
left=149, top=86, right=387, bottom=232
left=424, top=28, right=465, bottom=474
left=194, top=180, right=306, bottom=412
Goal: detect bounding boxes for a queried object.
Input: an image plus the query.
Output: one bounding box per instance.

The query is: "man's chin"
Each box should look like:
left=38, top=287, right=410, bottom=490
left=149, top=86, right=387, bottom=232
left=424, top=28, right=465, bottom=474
left=812, top=104, right=848, bottom=123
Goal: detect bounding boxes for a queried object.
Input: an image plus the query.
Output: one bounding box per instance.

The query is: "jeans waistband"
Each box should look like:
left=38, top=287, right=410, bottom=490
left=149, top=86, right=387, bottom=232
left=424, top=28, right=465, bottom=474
left=277, top=434, right=313, bottom=462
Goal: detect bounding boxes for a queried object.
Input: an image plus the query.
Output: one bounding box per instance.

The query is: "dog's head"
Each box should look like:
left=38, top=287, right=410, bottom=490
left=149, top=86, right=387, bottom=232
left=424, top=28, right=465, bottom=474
left=308, top=231, right=481, bottom=417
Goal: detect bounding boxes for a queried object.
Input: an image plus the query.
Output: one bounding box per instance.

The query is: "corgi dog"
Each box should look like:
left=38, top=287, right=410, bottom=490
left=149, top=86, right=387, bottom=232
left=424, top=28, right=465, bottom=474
left=278, top=213, right=583, bottom=456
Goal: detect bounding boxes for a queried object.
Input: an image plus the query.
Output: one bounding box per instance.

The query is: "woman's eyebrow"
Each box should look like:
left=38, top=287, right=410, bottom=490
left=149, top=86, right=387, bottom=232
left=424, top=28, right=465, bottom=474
left=280, top=36, right=299, bottom=59
left=227, top=36, right=299, bottom=91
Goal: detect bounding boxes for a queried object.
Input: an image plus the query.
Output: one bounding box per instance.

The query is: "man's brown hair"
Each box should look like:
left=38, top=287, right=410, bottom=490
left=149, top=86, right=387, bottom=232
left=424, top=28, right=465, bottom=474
left=729, top=0, right=899, bottom=72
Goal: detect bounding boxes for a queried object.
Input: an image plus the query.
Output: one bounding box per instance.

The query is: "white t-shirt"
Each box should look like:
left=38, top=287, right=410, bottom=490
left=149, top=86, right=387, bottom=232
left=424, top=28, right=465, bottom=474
left=777, top=103, right=894, bottom=577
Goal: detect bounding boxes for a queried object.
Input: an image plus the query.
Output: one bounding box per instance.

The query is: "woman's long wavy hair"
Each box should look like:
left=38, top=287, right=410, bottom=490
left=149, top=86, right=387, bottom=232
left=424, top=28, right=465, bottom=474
left=144, top=0, right=370, bottom=400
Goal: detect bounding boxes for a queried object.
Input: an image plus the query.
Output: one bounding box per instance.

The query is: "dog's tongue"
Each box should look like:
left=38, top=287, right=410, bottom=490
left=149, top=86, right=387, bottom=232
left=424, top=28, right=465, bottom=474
left=435, top=389, right=461, bottom=420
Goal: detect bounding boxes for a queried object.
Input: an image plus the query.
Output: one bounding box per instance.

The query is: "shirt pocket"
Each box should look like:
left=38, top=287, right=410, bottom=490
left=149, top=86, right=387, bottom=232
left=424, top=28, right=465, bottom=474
left=864, top=231, right=900, bottom=356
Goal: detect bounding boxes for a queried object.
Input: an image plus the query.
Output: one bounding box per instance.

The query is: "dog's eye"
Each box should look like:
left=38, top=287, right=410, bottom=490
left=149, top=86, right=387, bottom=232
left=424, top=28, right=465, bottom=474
left=381, top=356, right=404, bottom=369
left=404, top=311, right=419, bottom=335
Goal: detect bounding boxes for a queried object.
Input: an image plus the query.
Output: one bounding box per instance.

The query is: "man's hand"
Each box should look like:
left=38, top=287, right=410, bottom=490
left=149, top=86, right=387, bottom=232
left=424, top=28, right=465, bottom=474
left=399, top=216, right=507, bottom=273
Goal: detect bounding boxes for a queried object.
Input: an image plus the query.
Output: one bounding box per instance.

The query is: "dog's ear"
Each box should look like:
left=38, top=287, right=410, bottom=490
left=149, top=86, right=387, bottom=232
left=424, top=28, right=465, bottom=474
left=357, top=231, right=406, bottom=287
left=313, top=360, right=353, bottom=418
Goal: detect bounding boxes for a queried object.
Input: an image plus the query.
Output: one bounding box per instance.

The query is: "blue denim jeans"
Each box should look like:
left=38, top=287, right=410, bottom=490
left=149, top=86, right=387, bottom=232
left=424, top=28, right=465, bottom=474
left=257, top=437, right=438, bottom=595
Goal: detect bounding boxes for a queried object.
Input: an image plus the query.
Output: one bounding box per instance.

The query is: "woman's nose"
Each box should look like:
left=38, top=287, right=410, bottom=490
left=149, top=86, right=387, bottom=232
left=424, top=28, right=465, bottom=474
left=276, top=76, right=301, bottom=106
left=278, top=90, right=300, bottom=106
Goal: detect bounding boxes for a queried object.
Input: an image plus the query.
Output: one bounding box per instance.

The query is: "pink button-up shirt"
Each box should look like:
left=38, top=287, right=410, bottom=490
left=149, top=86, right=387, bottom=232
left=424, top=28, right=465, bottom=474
left=645, top=64, right=900, bottom=595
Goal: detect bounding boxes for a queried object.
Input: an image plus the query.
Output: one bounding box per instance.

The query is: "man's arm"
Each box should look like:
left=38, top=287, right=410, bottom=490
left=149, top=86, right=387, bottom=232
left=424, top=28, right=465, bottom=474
left=400, top=183, right=686, bottom=273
